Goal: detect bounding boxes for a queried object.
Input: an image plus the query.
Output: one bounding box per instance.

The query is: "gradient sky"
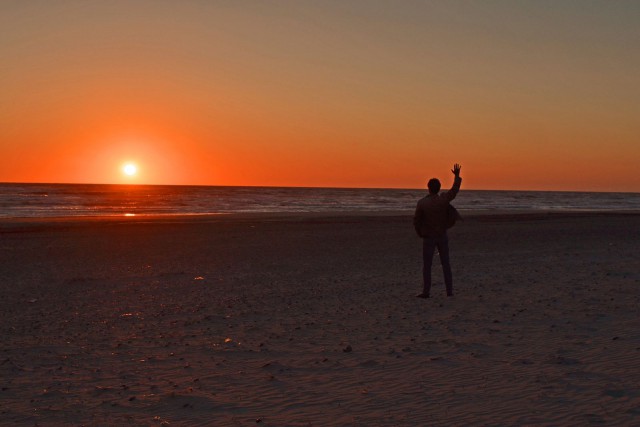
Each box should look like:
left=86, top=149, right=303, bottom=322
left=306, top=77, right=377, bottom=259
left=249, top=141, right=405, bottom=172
left=1, top=1, right=639, bottom=191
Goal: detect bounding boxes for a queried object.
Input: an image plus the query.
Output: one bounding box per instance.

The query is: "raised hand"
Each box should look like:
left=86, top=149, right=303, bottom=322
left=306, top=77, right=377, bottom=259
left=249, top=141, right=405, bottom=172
left=451, top=163, right=462, bottom=177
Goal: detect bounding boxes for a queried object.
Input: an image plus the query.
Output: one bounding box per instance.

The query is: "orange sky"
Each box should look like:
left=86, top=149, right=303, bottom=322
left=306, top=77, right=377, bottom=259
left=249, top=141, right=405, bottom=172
left=1, top=1, right=639, bottom=191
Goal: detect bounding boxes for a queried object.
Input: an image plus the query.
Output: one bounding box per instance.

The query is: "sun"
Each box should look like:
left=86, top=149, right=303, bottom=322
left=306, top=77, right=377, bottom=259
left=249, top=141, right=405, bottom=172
left=122, top=163, right=138, bottom=176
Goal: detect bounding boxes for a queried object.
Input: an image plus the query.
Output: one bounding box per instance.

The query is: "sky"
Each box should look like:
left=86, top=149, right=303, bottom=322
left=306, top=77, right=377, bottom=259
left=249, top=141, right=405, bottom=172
left=1, top=1, right=639, bottom=191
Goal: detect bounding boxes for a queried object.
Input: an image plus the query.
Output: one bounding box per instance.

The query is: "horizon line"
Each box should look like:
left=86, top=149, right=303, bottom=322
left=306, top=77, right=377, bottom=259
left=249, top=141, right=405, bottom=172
left=0, top=181, right=638, bottom=195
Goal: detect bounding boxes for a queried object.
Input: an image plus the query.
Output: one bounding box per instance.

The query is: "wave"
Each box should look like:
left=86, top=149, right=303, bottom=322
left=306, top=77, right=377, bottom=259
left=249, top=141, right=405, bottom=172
left=0, top=183, right=639, bottom=218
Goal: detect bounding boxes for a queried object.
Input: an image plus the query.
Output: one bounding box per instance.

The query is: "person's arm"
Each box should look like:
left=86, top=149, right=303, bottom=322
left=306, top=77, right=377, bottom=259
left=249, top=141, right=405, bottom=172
left=413, top=202, right=423, bottom=237
left=445, top=163, right=462, bottom=201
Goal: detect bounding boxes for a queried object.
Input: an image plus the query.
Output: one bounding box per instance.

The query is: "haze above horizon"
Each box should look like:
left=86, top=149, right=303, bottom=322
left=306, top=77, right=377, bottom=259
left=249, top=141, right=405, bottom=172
left=1, top=1, right=639, bottom=192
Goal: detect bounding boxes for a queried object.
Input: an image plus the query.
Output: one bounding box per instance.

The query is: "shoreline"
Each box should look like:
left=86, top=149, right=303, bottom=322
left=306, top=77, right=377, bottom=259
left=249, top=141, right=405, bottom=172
left=1, top=209, right=639, bottom=233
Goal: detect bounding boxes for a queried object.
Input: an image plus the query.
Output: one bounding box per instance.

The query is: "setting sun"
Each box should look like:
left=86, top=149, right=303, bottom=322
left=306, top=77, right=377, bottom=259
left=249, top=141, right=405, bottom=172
left=122, top=163, right=138, bottom=176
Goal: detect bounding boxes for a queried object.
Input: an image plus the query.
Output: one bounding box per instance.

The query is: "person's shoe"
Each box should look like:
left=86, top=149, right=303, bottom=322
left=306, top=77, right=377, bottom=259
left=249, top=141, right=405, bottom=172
left=415, top=293, right=430, bottom=299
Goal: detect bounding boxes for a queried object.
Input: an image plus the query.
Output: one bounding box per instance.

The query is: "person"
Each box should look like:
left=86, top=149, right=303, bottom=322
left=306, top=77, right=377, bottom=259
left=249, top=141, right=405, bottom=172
left=413, top=164, right=462, bottom=298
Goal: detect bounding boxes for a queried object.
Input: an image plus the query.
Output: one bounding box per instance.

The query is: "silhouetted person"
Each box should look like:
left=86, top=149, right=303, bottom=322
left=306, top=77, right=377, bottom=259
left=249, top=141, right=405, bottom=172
left=413, top=164, right=462, bottom=298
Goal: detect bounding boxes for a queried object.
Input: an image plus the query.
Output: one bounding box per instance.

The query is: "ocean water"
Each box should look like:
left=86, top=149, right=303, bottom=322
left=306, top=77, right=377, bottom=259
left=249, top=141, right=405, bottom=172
left=0, top=183, right=639, bottom=218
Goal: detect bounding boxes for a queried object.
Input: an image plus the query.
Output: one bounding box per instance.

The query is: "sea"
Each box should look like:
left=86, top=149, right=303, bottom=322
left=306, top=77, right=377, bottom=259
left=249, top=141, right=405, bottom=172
left=0, top=183, right=639, bottom=218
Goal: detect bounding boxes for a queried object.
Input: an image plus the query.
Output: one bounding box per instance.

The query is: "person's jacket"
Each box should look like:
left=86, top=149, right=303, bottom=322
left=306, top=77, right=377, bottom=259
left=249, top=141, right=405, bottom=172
left=413, top=176, right=462, bottom=238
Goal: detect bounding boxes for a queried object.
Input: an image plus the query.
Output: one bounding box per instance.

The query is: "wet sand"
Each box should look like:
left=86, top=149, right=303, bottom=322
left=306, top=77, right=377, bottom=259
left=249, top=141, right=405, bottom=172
left=1, top=212, right=639, bottom=425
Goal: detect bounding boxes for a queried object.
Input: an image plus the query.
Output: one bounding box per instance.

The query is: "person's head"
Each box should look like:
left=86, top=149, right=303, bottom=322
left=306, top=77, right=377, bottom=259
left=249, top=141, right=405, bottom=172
left=427, top=178, right=441, bottom=194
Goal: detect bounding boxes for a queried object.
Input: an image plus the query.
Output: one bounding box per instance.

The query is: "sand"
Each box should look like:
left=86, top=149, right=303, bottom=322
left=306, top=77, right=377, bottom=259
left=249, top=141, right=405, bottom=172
left=1, top=212, right=639, bottom=426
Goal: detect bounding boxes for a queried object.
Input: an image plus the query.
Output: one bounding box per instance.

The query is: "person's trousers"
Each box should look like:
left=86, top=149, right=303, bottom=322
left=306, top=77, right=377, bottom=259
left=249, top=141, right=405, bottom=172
left=422, top=233, right=453, bottom=296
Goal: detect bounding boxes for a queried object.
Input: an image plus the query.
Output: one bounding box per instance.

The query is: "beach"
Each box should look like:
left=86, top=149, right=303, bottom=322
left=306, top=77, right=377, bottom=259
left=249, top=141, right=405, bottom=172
left=1, top=212, right=639, bottom=426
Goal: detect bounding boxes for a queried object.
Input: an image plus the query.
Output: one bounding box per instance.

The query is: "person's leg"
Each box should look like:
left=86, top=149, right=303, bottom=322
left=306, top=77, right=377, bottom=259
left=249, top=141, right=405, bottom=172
left=437, top=234, right=453, bottom=296
left=422, top=237, right=437, bottom=296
